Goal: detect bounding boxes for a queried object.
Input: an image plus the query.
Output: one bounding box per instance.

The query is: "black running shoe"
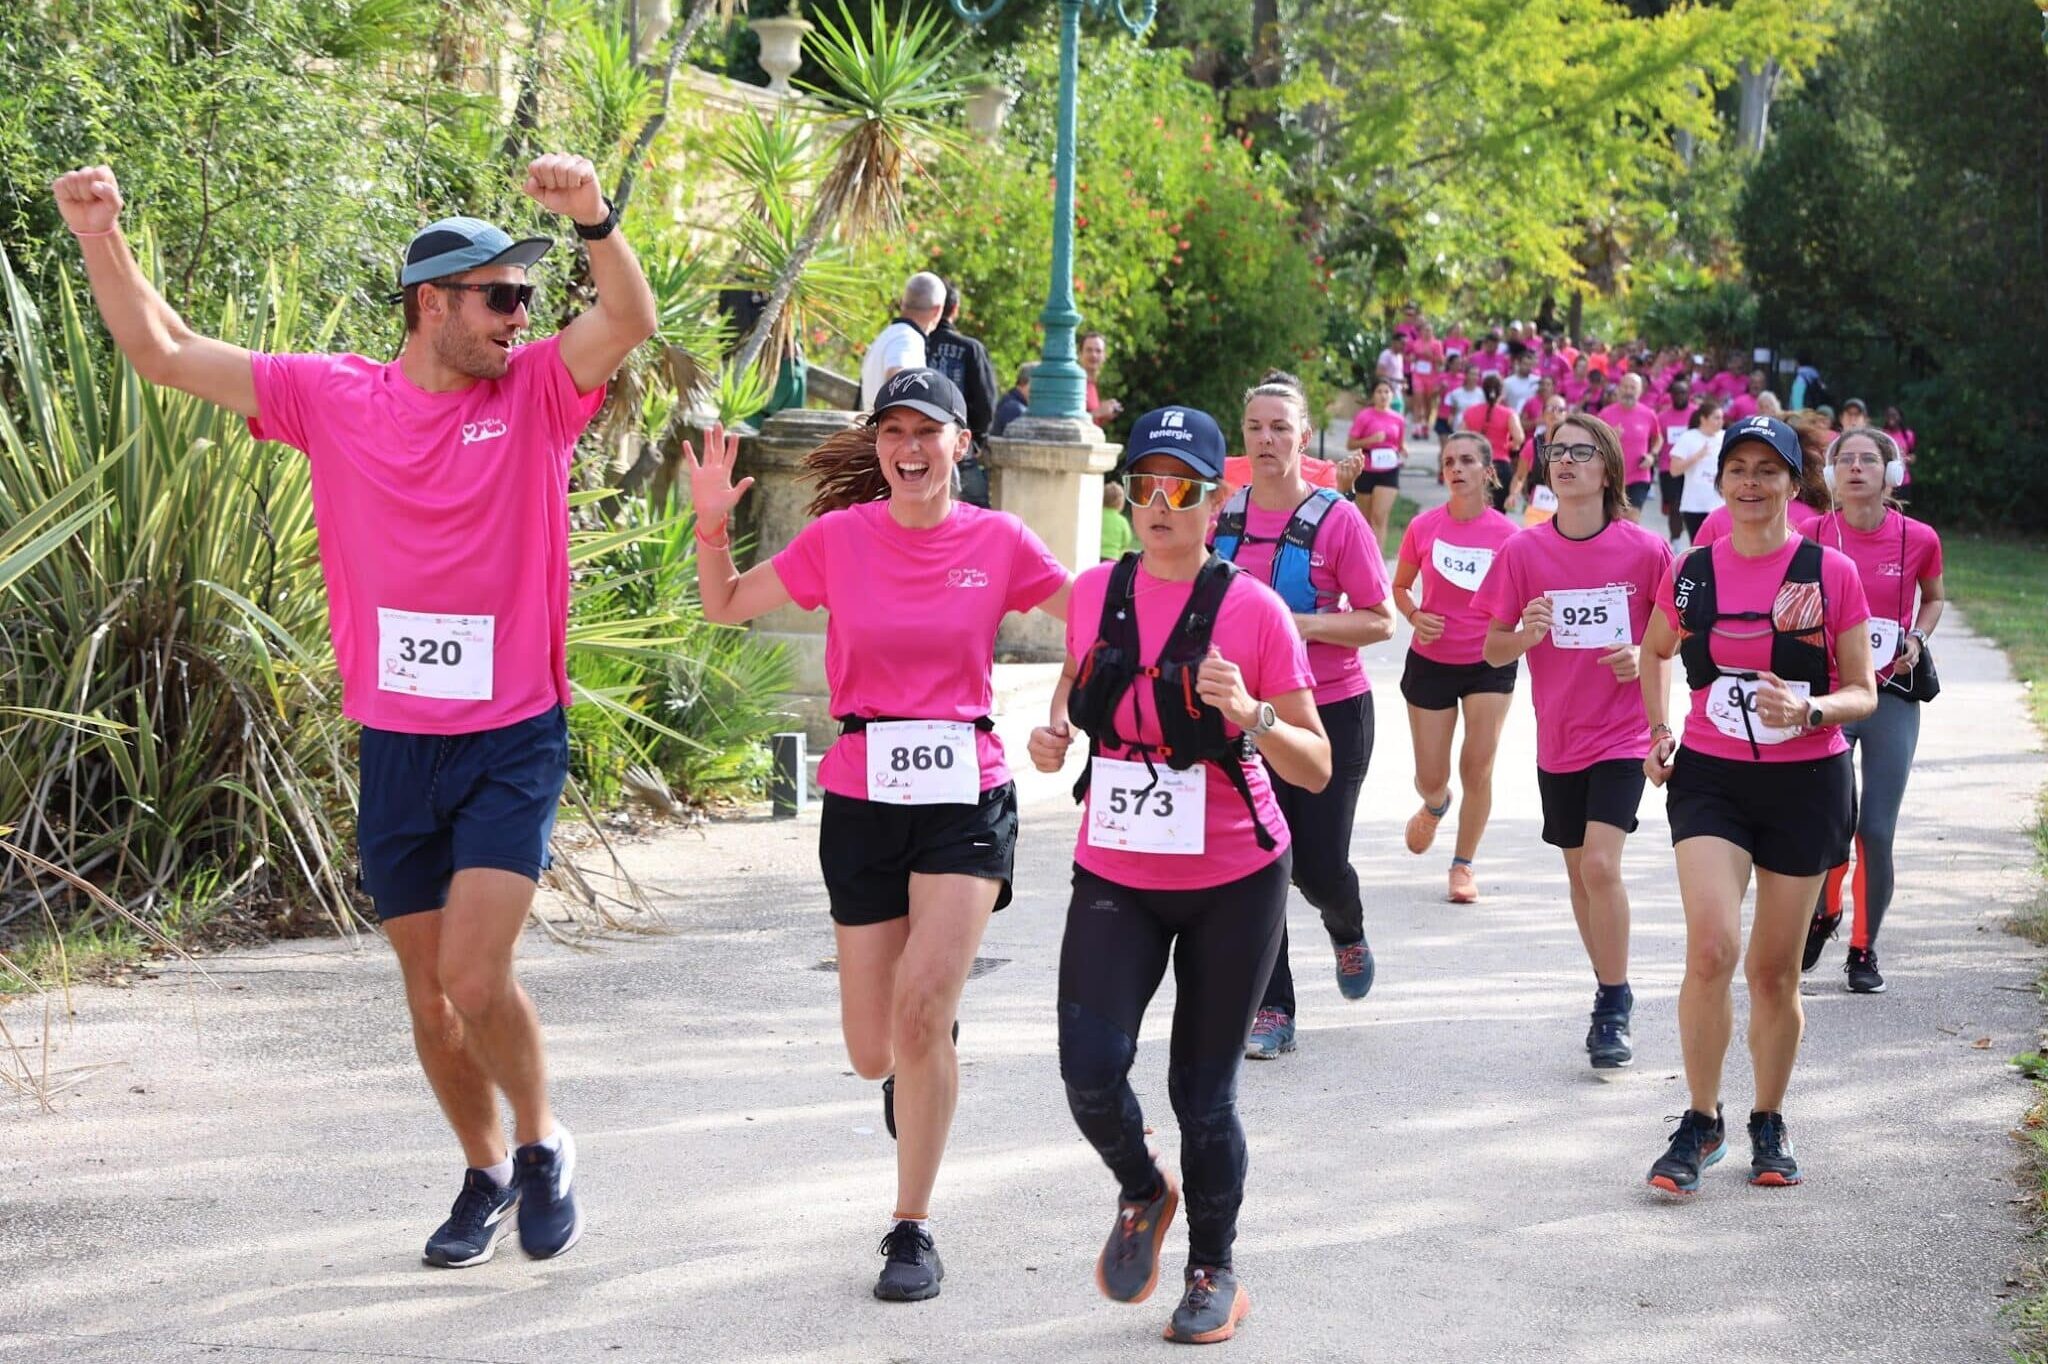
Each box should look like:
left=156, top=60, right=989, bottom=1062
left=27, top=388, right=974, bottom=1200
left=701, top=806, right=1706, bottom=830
left=1748, top=1111, right=1803, bottom=1186
left=1585, top=1000, right=1633, bottom=1070
left=883, top=1019, right=958, bottom=1141
left=513, top=1129, right=582, bottom=1260
left=422, top=1169, right=519, bottom=1268
left=1646, top=1106, right=1726, bottom=1197
left=1845, top=947, right=1886, bottom=994
left=1803, top=904, right=1843, bottom=972
left=1163, top=1266, right=1251, bottom=1344
left=873, top=1220, right=944, bottom=1302
left=1096, top=1167, right=1180, bottom=1304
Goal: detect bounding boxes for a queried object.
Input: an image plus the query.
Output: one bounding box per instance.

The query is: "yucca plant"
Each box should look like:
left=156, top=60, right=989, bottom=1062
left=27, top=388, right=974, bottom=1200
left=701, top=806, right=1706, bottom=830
left=727, top=0, right=970, bottom=379
left=0, top=242, right=358, bottom=935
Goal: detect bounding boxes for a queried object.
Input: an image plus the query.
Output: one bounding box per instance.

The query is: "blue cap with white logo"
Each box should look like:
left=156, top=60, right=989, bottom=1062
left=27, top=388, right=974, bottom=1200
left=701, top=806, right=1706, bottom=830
left=1121, top=405, right=1227, bottom=479
left=1721, top=414, right=1803, bottom=474
left=397, top=216, right=554, bottom=290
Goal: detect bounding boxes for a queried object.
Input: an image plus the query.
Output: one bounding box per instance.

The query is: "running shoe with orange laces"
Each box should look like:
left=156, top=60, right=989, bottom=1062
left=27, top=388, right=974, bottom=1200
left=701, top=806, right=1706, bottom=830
left=1097, top=1166, right=1180, bottom=1303
left=1164, top=1266, right=1251, bottom=1344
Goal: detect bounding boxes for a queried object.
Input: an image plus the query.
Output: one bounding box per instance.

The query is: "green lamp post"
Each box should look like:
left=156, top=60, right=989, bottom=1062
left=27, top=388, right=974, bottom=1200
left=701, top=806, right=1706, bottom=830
left=947, top=0, right=1158, bottom=420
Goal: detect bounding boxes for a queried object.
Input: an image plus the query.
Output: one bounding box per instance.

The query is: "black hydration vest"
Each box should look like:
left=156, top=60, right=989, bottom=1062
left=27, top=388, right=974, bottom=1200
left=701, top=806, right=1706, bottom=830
left=1674, top=538, right=1832, bottom=757
left=1067, top=553, right=1277, bottom=850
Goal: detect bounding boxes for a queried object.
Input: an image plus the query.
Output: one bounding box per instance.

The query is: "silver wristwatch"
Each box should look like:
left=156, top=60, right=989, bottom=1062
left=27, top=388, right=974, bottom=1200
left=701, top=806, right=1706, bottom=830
left=1244, top=702, right=1279, bottom=737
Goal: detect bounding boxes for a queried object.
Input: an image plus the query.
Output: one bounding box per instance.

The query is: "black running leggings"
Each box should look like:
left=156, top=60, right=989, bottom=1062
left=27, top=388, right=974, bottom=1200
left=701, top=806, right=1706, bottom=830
left=1260, top=691, right=1374, bottom=1016
left=1058, top=855, right=1291, bottom=1271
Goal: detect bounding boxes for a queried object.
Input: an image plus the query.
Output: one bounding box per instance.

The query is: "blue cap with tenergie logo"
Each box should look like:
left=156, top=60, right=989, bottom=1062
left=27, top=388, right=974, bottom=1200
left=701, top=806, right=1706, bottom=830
left=1121, top=405, right=1226, bottom=479
left=1721, top=414, right=1803, bottom=474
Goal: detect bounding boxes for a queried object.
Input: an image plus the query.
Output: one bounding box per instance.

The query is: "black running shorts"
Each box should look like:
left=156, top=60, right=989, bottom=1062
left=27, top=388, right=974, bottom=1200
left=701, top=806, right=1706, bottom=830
left=1399, top=649, right=1518, bottom=712
left=819, top=784, right=1018, bottom=926
left=1353, top=466, right=1402, bottom=492
left=1536, top=758, right=1647, bottom=849
left=1625, top=481, right=1653, bottom=509
left=1666, top=747, right=1854, bottom=878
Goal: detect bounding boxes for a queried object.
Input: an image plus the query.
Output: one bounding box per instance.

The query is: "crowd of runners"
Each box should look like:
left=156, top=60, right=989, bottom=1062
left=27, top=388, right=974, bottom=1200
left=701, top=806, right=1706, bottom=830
left=53, top=162, right=1949, bottom=1348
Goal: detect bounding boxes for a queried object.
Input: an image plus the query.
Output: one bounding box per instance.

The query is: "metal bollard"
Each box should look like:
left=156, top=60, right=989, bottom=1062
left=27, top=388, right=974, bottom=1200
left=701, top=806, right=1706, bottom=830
left=770, top=731, right=807, bottom=818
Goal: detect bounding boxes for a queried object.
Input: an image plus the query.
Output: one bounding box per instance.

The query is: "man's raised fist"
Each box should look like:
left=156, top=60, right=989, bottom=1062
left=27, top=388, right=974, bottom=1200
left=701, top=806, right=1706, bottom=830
left=51, top=165, right=124, bottom=236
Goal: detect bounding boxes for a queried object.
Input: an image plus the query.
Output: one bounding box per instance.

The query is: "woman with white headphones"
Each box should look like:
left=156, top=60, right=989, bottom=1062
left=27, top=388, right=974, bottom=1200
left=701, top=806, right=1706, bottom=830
left=1803, top=427, right=1946, bottom=993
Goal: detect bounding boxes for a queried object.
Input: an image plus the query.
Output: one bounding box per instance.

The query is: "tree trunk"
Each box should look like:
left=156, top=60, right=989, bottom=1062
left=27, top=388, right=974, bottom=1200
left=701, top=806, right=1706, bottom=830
left=728, top=204, right=832, bottom=384
left=1736, top=60, right=1782, bottom=155
left=612, top=0, right=715, bottom=215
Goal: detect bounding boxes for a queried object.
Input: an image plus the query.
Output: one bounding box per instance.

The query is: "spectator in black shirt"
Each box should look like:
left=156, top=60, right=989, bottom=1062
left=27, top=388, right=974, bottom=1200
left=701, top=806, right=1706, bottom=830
left=925, top=282, right=999, bottom=507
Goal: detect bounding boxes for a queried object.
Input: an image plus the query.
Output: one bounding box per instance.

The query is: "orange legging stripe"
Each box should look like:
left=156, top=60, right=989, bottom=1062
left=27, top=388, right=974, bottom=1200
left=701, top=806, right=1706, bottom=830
left=1822, top=835, right=1873, bottom=949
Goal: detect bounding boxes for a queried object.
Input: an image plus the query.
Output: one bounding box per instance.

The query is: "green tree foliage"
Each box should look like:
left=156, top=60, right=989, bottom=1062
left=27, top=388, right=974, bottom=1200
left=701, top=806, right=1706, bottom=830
left=1216, top=0, right=1832, bottom=323
left=1735, top=0, right=2048, bottom=529
left=908, top=31, right=1327, bottom=425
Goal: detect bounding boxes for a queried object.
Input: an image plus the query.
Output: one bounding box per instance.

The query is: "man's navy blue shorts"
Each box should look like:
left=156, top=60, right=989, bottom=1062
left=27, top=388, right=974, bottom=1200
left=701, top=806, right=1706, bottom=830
left=357, top=706, right=569, bottom=920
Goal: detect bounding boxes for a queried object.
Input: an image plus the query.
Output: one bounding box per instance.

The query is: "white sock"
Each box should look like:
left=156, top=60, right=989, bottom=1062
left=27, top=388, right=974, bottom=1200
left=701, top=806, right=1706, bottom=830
left=480, top=1158, right=514, bottom=1189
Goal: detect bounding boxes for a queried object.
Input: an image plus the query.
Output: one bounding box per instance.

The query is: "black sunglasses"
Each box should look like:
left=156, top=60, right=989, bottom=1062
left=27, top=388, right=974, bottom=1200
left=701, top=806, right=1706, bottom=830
left=1540, top=442, right=1601, bottom=464
left=432, top=281, right=538, bottom=316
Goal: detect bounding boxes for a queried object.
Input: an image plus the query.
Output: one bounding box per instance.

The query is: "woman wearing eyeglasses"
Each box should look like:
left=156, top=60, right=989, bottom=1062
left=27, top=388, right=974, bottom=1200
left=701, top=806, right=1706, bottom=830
left=1029, top=404, right=1329, bottom=1345
left=1475, top=415, right=1673, bottom=1071
left=1637, top=415, right=1876, bottom=1195
left=1216, top=374, right=1395, bottom=1061
left=1394, top=433, right=1521, bottom=904
left=687, top=368, right=1073, bottom=1303
left=1804, top=428, right=1945, bottom=994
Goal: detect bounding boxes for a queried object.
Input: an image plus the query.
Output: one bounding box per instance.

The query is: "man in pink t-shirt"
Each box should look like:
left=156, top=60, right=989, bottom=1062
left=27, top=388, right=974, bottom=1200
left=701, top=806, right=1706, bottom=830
left=1598, top=374, right=1664, bottom=519
left=1723, top=369, right=1767, bottom=424
left=53, top=155, right=657, bottom=1265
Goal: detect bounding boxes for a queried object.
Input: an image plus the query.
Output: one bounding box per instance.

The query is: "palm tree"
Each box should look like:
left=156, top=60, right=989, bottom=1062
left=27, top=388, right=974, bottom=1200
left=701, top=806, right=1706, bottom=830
left=726, top=0, right=968, bottom=382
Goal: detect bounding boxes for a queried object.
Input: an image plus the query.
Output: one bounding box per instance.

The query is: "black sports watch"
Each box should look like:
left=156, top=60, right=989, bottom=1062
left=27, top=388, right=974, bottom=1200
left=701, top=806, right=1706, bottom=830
left=574, top=198, right=619, bottom=241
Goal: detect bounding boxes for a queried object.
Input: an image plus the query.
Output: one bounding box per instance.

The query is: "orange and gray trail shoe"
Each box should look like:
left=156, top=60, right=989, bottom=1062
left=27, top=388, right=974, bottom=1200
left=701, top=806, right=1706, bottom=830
left=1164, top=1266, right=1251, bottom=1344
left=873, top=1221, right=944, bottom=1302
left=1097, top=1167, right=1181, bottom=1303
left=1747, top=1110, right=1804, bottom=1187
left=1646, top=1106, right=1726, bottom=1197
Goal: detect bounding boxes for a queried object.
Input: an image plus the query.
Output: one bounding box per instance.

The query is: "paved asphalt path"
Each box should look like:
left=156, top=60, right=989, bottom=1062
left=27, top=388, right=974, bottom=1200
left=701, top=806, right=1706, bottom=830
left=3, top=465, right=2044, bottom=1363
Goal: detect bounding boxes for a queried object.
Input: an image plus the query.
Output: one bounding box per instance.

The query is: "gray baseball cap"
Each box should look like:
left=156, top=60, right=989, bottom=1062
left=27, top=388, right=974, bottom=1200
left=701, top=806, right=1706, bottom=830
left=397, top=217, right=553, bottom=289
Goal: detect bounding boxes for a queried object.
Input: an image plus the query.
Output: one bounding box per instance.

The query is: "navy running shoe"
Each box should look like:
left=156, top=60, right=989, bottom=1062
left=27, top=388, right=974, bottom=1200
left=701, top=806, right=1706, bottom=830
left=874, top=1220, right=944, bottom=1301
left=513, top=1128, right=583, bottom=1259
left=1586, top=998, right=1633, bottom=1070
left=1748, top=1111, right=1803, bottom=1186
left=1333, top=939, right=1375, bottom=1001
left=1646, top=1106, right=1726, bottom=1197
left=422, top=1169, right=519, bottom=1268
left=1163, top=1266, right=1251, bottom=1344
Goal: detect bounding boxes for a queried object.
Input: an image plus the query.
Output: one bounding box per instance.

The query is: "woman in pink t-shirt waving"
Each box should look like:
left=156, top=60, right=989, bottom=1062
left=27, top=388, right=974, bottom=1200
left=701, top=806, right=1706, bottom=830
left=687, top=368, right=1073, bottom=1303
left=1028, top=405, right=1329, bottom=1345
left=1639, top=415, right=1877, bottom=1196
left=1394, top=434, right=1522, bottom=904
left=1473, top=414, right=1673, bottom=1073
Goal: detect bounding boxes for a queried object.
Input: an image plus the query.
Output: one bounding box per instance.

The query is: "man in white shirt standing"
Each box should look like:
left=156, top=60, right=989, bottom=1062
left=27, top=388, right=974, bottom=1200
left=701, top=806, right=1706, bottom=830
left=860, top=271, right=945, bottom=409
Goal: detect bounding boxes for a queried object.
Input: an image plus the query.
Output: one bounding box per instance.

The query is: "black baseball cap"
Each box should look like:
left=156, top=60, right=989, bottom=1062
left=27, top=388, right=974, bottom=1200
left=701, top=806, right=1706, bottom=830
left=868, top=368, right=968, bottom=426
left=1721, top=414, right=1803, bottom=474
left=1120, top=405, right=1227, bottom=479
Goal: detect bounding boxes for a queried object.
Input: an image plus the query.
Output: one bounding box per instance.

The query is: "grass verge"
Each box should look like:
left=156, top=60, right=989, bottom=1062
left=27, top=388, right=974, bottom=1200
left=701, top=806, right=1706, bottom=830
left=1950, top=533, right=2048, bottom=1359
